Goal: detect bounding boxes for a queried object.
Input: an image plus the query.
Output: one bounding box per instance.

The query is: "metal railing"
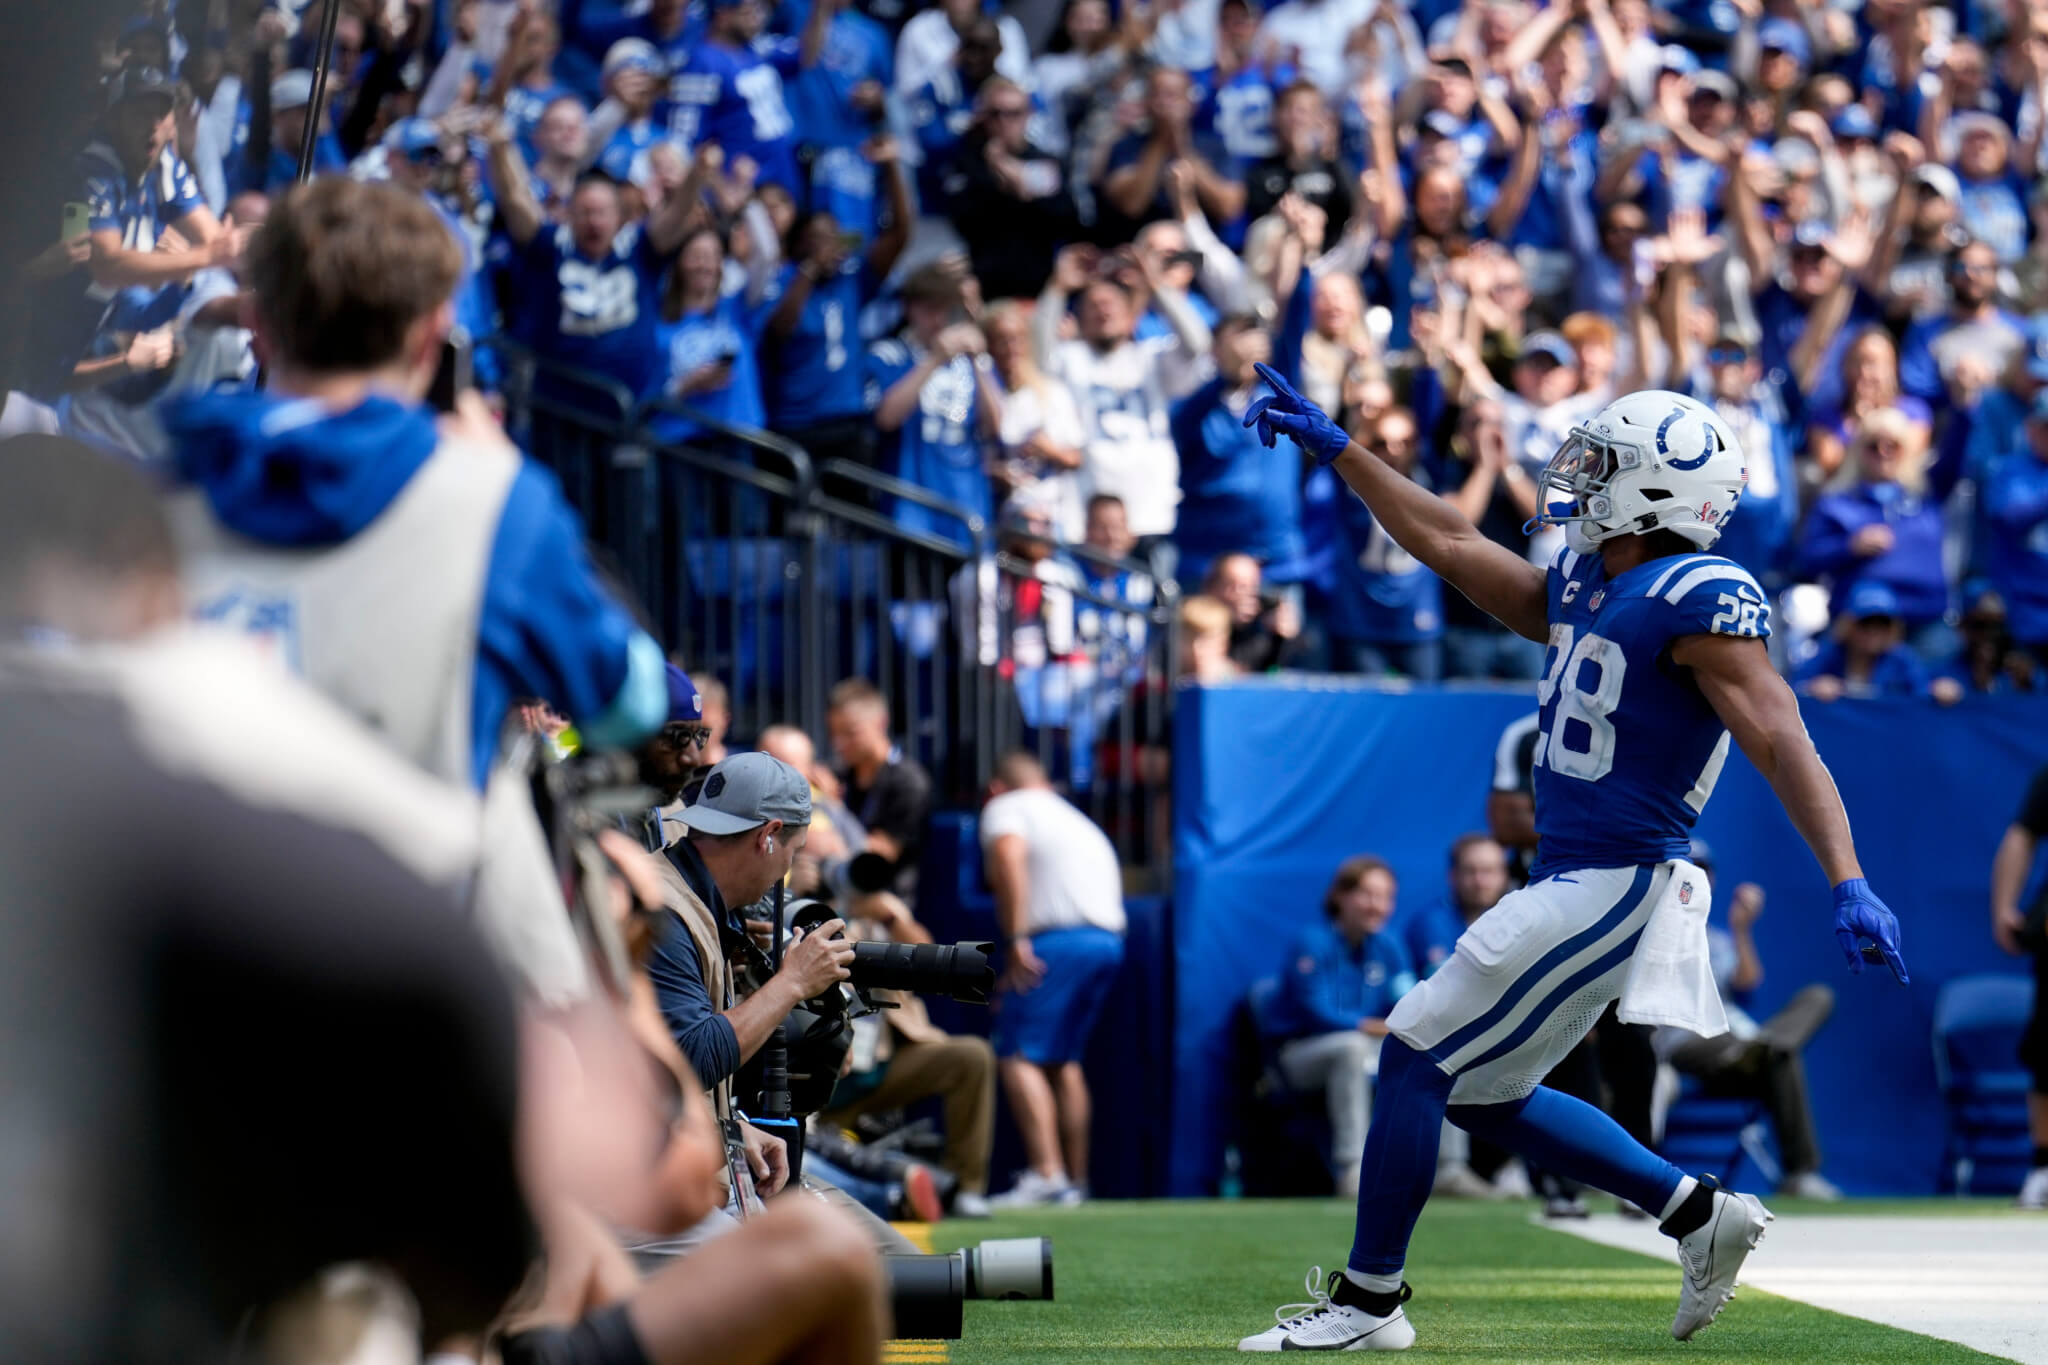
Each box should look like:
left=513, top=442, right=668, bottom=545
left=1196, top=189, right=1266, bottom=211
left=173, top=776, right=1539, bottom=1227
left=494, top=342, right=1180, bottom=878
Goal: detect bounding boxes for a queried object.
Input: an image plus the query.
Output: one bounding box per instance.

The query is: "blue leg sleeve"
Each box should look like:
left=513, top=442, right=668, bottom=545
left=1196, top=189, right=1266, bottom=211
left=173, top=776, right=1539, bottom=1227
left=1347, top=1036, right=1454, bottom=1277
left=1448, top=1086, right=1685, bottom=1214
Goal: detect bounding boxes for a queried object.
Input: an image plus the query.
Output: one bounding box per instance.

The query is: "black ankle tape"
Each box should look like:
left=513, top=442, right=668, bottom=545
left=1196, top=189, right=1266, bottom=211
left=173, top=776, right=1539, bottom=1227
left=1658, top=1176, right=1721, bottom=1240
left=1331, top=1277, right=1412, bottom=1317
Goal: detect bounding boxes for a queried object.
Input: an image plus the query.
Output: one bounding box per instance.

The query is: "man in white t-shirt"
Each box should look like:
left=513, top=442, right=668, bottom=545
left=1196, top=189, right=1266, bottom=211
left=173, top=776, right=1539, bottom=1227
left=980, top=751, right=1127, bottom=1208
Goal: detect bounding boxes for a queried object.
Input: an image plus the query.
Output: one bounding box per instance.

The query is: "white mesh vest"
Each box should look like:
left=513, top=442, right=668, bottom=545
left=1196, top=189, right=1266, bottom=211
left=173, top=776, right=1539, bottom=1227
left=167, top=436, right=520, bottom=789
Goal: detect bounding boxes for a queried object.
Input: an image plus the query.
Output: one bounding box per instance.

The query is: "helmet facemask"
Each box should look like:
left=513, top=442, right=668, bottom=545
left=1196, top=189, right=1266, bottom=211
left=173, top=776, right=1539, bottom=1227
left=1534, top=429, right=1642, bottom=545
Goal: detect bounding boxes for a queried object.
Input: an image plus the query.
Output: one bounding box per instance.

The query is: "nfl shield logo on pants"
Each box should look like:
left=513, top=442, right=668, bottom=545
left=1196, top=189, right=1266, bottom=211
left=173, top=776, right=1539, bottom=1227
left=1678, top=881, right=1694, bottom=906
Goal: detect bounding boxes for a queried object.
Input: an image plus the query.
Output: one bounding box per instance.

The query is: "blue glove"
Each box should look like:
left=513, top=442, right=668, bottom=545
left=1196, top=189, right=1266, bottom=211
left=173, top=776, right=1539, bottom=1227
left=1833, top=878, right=1908, bottom=984
left=1241, top=362, right=1350, bottom=467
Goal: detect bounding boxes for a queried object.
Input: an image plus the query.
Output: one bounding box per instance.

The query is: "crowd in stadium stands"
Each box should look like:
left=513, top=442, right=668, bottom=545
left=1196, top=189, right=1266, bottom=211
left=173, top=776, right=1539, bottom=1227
left=20, top=0, right=2048, bottom=696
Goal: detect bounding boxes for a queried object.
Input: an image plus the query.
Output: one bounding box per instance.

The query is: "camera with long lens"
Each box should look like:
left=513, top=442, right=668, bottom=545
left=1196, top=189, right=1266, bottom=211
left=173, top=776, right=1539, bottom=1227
left=885, top=1237, right=1056, bottom=1339
left=787, top=898, right=996, bottom=1007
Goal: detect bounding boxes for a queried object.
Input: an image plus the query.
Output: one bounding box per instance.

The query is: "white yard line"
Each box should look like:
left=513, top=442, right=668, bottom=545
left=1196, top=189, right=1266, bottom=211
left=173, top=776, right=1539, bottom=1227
left=1547, top=1213, right=2048, bottom=1364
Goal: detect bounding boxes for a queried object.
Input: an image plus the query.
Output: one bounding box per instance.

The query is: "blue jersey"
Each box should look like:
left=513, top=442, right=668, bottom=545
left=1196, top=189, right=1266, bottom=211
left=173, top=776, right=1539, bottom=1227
left=1530, top=549, right=1772, bottom=882
left=808, top=145, right=879, bottom=249
left=1400, top=898, right=1472, bottom=979
left=754, top=259, right=870, bottom=426
left=515, top=221, right=668, bottom=398
left=1324, top=482, right=1443, bottom=645
left=866, top=335, right=987, bottom=549
left=781, top=0, right=893, bottom=152
left=594, top=114, right=669, bottom=184
left=1264, top=923, right=1416, bottom=1040
left=650, top=296, right=765, bottom=441
left=1192, top=65, right=1279, bottom=163
left=1985, top=453, right=2048, bottom=645
left=502, top=79, right=580, bottom=156
left=670, top=39, right=800, bottom=190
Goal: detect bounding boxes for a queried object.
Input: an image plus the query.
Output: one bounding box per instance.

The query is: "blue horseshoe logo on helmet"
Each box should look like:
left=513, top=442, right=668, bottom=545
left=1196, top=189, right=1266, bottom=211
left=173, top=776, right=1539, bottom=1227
left=1658, top=405, right=1712, bottom=470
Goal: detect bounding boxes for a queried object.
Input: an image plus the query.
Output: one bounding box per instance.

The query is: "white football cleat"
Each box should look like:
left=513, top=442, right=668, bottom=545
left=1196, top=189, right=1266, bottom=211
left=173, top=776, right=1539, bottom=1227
left=1238, top=1268, right=1416, bottom=1352
left=2016, top=1167, right=2048, bottom=1211
left=1671, top=1182, right=1773, bottom=1340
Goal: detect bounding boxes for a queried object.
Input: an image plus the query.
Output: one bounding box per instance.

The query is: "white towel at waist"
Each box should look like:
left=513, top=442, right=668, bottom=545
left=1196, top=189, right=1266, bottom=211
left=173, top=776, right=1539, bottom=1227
left=1617, top=857, right=1728, bottom=1037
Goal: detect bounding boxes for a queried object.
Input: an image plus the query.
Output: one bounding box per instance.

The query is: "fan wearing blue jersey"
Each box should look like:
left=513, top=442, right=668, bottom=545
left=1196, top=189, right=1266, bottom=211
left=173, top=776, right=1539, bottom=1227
left=487, top=112, right=704, bottom=403
left=651, top=221, right=766, bottom=443
left=485, top=10, right=581, bottom=156
left=756, top=135, right=912, bottom=464
left=867, top=265, right=1004, bottom=549
left=671, top=0, right=803, bottom=192
left=31, top=69, right=247, bottom=404
left=1237, top=375, right=1909, bottom=1353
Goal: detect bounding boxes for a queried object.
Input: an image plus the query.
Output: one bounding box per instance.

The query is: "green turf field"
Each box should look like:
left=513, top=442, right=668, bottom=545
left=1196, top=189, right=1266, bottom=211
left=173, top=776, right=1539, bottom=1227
left=932, top=1199, right=2010, bottom=1363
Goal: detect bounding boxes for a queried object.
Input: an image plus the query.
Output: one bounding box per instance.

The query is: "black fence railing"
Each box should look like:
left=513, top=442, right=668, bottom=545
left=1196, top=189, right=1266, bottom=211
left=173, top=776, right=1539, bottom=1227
left=494, top=341, right=1180, bottom=880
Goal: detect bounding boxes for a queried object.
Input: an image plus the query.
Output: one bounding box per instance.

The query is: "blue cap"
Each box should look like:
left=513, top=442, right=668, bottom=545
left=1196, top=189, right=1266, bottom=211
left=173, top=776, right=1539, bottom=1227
left=665, top=663, right=704, bottom=724
left=1659, top=44, right=1699, bottom=76
left=1844, top=579, right=1901, bottom=620
left=383, top=117, right=443, bottom=161
left=1831, top=105, right=1879, bottom=142
left=1519, top=331, right=1578, bottom=368
left=1758, top=17, right=1809, bottom=63
left=106, top=64, right=179, bottom=110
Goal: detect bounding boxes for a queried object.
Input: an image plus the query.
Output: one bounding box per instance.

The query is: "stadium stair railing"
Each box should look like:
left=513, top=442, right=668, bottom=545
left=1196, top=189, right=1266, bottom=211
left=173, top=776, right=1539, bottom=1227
left=494, top=341, right=1180, bottom=878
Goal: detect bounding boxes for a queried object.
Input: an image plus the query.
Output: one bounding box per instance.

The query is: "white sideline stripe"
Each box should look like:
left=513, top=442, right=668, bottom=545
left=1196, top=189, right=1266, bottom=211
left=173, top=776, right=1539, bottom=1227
left=1547, top=1213, right=2048, bottom=1364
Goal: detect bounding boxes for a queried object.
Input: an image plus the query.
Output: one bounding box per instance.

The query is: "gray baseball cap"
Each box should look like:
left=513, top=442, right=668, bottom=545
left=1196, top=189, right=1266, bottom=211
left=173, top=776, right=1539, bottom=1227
left=680, top=752, right=813, bottom=835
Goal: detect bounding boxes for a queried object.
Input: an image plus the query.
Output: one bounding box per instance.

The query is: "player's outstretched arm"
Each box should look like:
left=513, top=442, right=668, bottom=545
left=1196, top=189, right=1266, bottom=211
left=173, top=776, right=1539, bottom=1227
left=1243, top=365, right=1548, bottom=641
left=1676, top=632, right=1909, bottom=983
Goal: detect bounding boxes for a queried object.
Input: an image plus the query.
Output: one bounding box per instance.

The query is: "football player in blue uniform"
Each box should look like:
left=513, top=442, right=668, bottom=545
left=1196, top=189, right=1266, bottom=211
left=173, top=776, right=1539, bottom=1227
left=1235, top=371, right=1909, bottom=1352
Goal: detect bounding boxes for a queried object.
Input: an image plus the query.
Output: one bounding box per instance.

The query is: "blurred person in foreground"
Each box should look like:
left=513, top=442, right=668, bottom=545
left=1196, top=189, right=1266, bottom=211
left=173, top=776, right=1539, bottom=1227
left=163, top=176, right=669, bottom=795
left=1990, top=761, right=2048, bottom=1210
left=1655, top=843, right=1843, bottom=1202
left=1262, top=856, right=1418, bottom=1197
left=487, top=830, right=890, bottom=1365
left=982, top=751, right=1128, bottom=1207
left=0, top=434, right=530, bottom=1359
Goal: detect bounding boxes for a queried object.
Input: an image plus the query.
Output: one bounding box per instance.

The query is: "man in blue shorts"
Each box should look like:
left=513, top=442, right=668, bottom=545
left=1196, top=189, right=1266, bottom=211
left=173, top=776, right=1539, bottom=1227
left=982, top=751, right=1128, bottom=1208
left=1236, top=373, right=1909, bottom=1350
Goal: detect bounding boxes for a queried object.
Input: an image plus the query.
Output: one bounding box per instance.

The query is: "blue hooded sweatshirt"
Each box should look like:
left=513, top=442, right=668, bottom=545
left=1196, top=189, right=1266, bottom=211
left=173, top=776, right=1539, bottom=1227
left=165, top=391, right=668, bottom=787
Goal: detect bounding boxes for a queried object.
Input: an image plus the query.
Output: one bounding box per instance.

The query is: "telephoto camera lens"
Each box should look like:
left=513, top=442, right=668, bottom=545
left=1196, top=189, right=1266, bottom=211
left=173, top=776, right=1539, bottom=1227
left=963, top=1237, right=1054, bottom=1301
left=883, top=1253, right=964, bottom=1340
left=883, top=1239, right=1055, bottom=1339
left=848, top=939, right=997, bottom=1003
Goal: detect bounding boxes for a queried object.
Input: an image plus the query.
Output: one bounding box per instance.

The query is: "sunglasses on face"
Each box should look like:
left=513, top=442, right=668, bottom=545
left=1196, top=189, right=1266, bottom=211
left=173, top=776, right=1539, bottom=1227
left=1853, top=615, right=1899, bottom=629
left=663, top=722, right=713, bottom=749
left=1708, top=347, right=1749, bottom=365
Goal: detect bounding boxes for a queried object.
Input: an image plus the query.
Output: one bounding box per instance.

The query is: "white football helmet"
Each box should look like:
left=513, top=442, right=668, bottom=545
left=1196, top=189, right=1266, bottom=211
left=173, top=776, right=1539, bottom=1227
left=1535, top=390, right=1749, bottom=551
